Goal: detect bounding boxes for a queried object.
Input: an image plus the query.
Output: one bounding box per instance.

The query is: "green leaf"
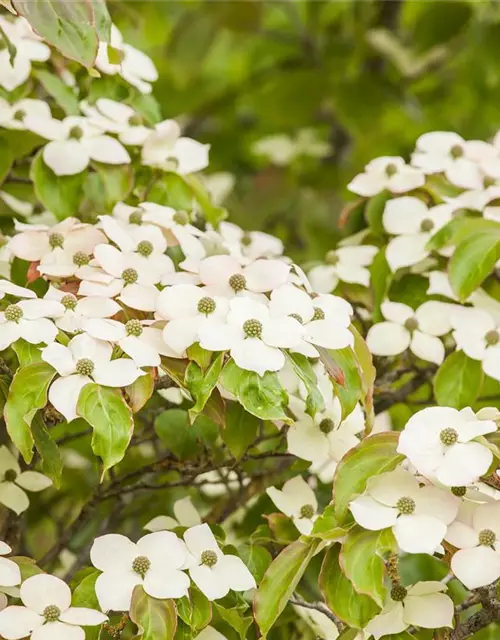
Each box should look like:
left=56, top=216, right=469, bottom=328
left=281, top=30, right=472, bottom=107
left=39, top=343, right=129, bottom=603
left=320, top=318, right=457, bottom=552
left=34, top=70, right=80, bottom=115
left=310, top=505, right=349, bottom=542
left=285, top=352, right=324, bottom=417
left=333, top=432, right=404, bottom=524
left=365, top=191, right=390, bottom=235
left=154, top=409, right=200, bottom=459
left=254, top=539, right=319, bottom=638
left=370, top=249, right=391, bottom=322
left=31, top=151, right=86, bottom=220
left=89, top=163, right=134, bottom=211
left=222, top=402, right=259, bottom=460
left=329, top=346, right=362, bottom=420
left=130, top=586, right=177, bottom=640
left=266, top=513, right=300, bottom=544
left=125, top=369, right=155, bottom=413
left=72, top=570, right=100, bottom=608
left=214, top=603, right=252, bottom=640
left=177, top=587, right=211, bottom=632
left=91, top=0, right=111, bottom=41
left=12, top=339, right=43, bottom=367
left=239, top=544, right=272, bottom=584
left=10, top=556, right=43, bottom=580
left=340, top=527, right=396, bottom=606
left=434, top=351, right=483, bottom=409
left=185, top=353, right=224, bottom=418
left=449, top=229, right=500, bottom=300
left=426, top=217, right=500, bottom=252
left=31, top=414, right=63, bottom=487
left=4, top=362, right=56, bottom=463
left=319, top=545, right=379, bottom=628
left=77, top=383, right=134, bottom=473
left=12, top=0, right=105, bottom=67
left=0, top=137, right=13, bottom=187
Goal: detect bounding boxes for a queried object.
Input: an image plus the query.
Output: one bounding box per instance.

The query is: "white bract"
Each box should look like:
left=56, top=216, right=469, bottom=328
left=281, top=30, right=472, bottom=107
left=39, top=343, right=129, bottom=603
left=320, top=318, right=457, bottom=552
left=142, top=120, right=209, bottom=174
left=145, top=497, right=201, bottom=532
left=397, top=407, right=497, bottom=486
left=90, top=531, right=191, bottom=611
left=217, top=221, right=284, bottom=263
left=267, top=476, right=318, bottom=534
left=0, top=447, right=52, bottom=515
left=44, top=287, right=121, bottom=334
left=347, top=156, right=424, bottom=196
left=41, top=333, right=145, bottom=421
left=0, top=542, right=20, bottom=589
left=308, top=245, right=378, bottom=292
left=0, top=298, right=63, bottom=351
left=366, top=300, right=453, bottom=365
left=451, top=306, right=500, bottom=381
left=349, top=467, right=459, bottom=553
left=0, top=99, right=51, bottom=131
left=183, top=523, right=256, bottom=600
left=365, top=581, right=453, bottom=639
left=0, top=17, right=50, bottom=91
left=382, top=197, right=453, bottom=271
left=80, top=99, right=151, bottom=145
left=0, top=574, right=106, bottom=640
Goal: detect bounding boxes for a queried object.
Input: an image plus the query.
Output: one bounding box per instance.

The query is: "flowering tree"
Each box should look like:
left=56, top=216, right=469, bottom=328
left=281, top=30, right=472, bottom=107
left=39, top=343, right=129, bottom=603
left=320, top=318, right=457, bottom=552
left=0, top=6, right=500, bottom=640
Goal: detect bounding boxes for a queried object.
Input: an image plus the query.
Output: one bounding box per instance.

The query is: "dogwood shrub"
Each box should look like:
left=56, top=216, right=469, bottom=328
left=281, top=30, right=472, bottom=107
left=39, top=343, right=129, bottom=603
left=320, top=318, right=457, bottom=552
left=0, top=7, right=499, bottom=640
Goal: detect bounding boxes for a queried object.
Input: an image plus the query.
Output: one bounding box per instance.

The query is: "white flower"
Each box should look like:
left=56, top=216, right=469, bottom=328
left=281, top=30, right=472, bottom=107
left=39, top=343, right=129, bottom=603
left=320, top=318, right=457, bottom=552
left=0, top=98, right=51, bottom=131
left=267, top=476, right=318, bottom=534
left=366, top=300, right=453, bottom=365
left=142, top=120, right=209, bottom=174
left=252, top=129, right=331, bottom=166
left=382, top=197, right=453, bottom=271
left=0, top=281, right=36, bottom=301
left=145, top=497, right=201, bottom=532
left=350, top=467, right=459, bottom=553
left=199, top=297, right=303, bottom=375
left=0, top=447, right=52, bottom=515
left=365, top=581, right=453, bottom=639
left=23, top=115, right=130, bottom=177
left=156, top=284, right=229, bottom=356
left=91, top=531, right=190, bottom=611
left=451, top=307, right=500, bottom=381
left=216, top=221, right=284, bottom=263
left=0, top=298, right=63, bottom=351
left=44, top=286, right=121, bottom=334
left=411, top=131, right=497, bottom=189
left=41, top=333, right=145, bottom=422
left=95, top=25, right=158, bottom=94
left=397, top=407, right=497, bottom=486
left=446, top=501, right=500, bottom=589
left=183, top=523, right=255, bottom=600
left=80, top=99, right=151, bottom=145
left=0, top=17, right=50, bottom=91
left=308, top=245, right=378, bottom=292
left=0, top=542, right=20, bottom=588
left=347, top=156, right=424, bottom=197
left=0, top=573, right=107, bottom=640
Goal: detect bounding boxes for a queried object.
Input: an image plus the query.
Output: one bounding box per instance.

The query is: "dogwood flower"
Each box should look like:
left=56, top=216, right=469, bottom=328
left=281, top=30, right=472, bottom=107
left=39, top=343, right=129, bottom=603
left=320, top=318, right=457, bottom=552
left=0, top=446, right=52, bottom=515
left=0, top=573, right=107, bottom=640
left=136, top=201, right=204, bottom=246
left=350, top=467, right=459, bottom=553
left=0, top=542, right=20, bottom=589
left=95, top=25, right=158, bottom=94
left=145, top=497, right=201, bottom=532
left=365, top=581, right=453, bottom=639
left=366, top=300, right=453, bottom=365
left=183, top=523, right=256, bottom=600
left=451, top=307, right=500, bottom=381
left=397, top=407, right=497, bottom=486
left=308, top=245, right=378, bottom=292
left=142, top=120, right=209, bottom=174
left=216, top=221, right=284, bottom=263
left=446, top=501, right=500, bottom=589
left=23, top=115, right=130, bottom=176
left=41, top=333, right=145, bottom=422
left=0, top=298, right=63, bottom=351
left=0, top=99, right=52, bottom=131
left=80, top=99, right=151, bottom=145
left=267, top=476, right=318, bottom=534
left=198, top=296, right=303, bottom=375
left=0, top=281, right=36, bottom=300
left=91, top=531, right=191, bottom=611
left=0, top=17, right=50, bottom=91
left=347, top=156, right=424, bottom=196
left=382, top=197, right=453, bottom=271
left=44, top=287, right=121, bottom=334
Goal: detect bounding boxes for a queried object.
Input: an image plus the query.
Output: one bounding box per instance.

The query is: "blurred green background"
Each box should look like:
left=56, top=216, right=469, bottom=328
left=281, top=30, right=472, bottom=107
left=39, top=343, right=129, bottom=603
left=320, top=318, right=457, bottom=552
left=110, top=0, right=500, bottom=262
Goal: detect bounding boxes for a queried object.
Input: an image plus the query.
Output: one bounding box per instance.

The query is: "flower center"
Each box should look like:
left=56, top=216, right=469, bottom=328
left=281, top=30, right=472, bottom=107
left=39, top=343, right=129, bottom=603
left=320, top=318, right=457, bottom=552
left=122, top=268, right=138, bottom=284
left=128, top=114, right=143, bottom=126
left=440, top=427, right=458, bottom=446
left=396, top=496, right=416, bottom=515
left=451, top=486, right=467, bottom=497
left=126, top=319, right=143, bottom=337
left=319, top=418, right=334, bottom=434
left=325, top=250, right=339, bottom=265
left=69, top=125, right=84, bottom=140
left=197, top=296, right=216, bottom=315
left=173, top=211, right=188, bottom=226
left=241, top=233, right=252, bottom=247
left=420, top=218, right=434, bottom=233
left=4, top=469, right=17, bottom=482
left=390, top=584, right=407, bottom=602
left=137, top=240, right=153, bottom=257
left=312, top=307, right=325, bottom=321
left=479, top=529, right=496, bottom=546
left=450, top=144, right=463, bottom=159
left=300, top=504, right=315, bottom=519
left=129, top=211, right=143, bottom=225
left=4, top=304, right=23, bottom=323
left=49, top=232, right=64, bottom=249
left=484, top=176, right=496, bottom=189
left=201, top=550, right=218, bottom=567
left=229, top=273, right=247, bottom=292
left=243, top=318, right=262, bottom=339
left=404, top=317, right=419, bottom=332
left=289, top=313, right=303, bottom=324
left=73, top=251, right=90, bottom=266
left=385, top=163, right=398, bottom=177
left=485, top=330, right=500, bottom=346
left=132, top=555, right=151, bottom=578
left=75, top=358, right=94, bottom=376
left=43, top=605, right=61, bottom=622
left=61, top=294, right=77, bottom=310
left=13, top=109, right=25, bottom=121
